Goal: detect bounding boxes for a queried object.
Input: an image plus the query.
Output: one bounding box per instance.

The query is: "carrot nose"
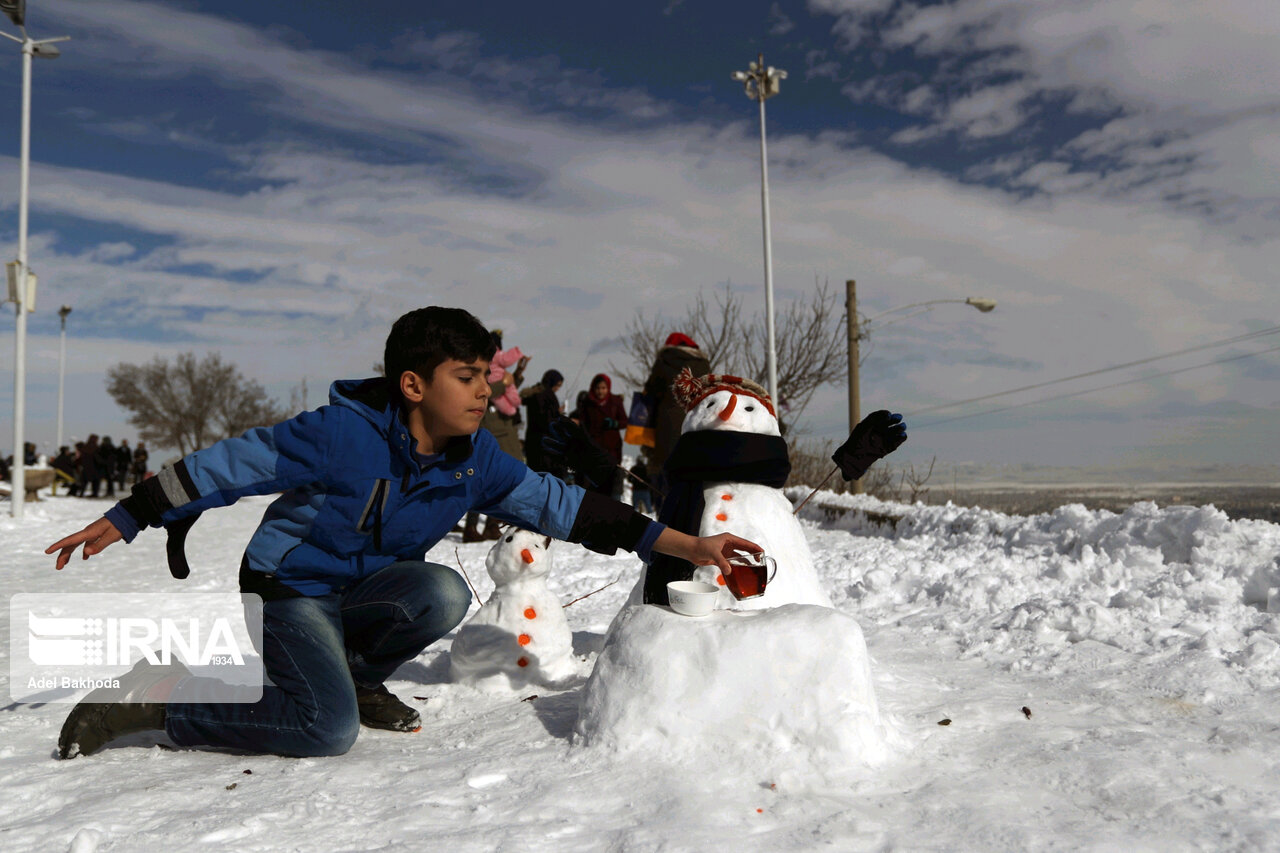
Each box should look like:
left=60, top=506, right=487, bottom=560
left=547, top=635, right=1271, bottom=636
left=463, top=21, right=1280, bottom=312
left=718, top=394, right=737, bottom=422
left=521, top=548, right=534, bottom=564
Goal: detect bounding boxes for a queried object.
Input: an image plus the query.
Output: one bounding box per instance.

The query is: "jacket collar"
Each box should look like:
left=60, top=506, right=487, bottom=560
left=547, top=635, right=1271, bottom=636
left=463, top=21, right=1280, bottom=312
left=330, top=377, right=477, bottom=470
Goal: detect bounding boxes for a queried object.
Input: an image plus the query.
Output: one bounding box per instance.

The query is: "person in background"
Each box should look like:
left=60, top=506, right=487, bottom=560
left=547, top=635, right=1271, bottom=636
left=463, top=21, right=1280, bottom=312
left=81, top=435, right=101, bottom=498
left=115, top=440, right=133, bottom=493
left=96, top=437, right=118, bottom=499
left=23, top=441, right=38, bottom=467
left=522, top=369, right=566, bottom=479
left=575, top=373, right=628, bottom=497
left=131, top=442, right=149, bottom=485
left=53, top=446, right=78, bottom=495
left=642, top=333, right=711, bottom=491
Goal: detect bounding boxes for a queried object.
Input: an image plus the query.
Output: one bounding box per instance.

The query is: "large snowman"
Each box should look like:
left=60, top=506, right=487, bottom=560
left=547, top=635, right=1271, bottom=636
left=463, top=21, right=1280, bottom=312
left=634, top=369, right=832, bottom=610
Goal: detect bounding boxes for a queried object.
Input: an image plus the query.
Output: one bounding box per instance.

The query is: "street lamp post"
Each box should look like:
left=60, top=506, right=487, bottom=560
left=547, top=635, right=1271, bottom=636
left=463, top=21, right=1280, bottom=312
left=732, top=54, right=787, bottom=405
left=56, top=304, right=70, bottom=450
left=844, top=279, right=996, bottom=493
left=2, top=8, right=68, bottom=518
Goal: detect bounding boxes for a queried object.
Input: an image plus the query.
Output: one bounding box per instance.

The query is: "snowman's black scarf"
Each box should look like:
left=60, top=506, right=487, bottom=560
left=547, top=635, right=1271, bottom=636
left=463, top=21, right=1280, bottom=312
left=643, top=430, right=791, bottom=605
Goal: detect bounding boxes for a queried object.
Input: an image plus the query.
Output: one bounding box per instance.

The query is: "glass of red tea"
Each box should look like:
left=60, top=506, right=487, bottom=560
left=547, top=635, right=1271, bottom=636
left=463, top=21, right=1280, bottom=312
left=723, top=552, right=777, bottom=601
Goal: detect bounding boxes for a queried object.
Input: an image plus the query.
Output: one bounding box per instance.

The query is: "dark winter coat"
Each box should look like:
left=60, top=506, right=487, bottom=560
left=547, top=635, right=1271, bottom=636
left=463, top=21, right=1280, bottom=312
left=521, top=383, right=564, bottom=475
left=642, top=344, right=711, bottom=474
left=106, top=378, right=663, bottom=596
left=81, top=437, right=100, bottom=479
left=95, top=439, right=116, bottom=477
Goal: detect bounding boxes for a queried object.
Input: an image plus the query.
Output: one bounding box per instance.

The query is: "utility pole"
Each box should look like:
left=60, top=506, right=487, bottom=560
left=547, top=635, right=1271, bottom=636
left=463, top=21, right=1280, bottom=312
left=2, top=9, right=69, bottom=517
left=846, top=279, right=862, bottom=494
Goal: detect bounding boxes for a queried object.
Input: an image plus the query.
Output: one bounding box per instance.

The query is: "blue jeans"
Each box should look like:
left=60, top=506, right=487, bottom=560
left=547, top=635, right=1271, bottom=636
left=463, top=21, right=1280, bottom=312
left=165, top=561, right=471, bottom=757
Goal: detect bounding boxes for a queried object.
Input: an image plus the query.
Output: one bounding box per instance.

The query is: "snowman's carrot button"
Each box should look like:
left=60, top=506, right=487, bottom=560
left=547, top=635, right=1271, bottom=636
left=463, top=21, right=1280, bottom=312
left=521, top=549, right=534, bottom=564
left=716, top=574, right=726, bottom=586
left=524, top=607, right=537, bottom=619
left=517, top=657, right=529, bottom=667
left=518, top=634, right=532, bottom=646
left=715, top=512, right=728, bottom=521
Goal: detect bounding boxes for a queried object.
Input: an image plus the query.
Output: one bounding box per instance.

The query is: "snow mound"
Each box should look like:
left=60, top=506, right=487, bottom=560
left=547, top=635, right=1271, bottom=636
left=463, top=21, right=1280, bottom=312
left=800, top=491, right=1280, bottom=684
left=574, top=603, right=893, bottom=775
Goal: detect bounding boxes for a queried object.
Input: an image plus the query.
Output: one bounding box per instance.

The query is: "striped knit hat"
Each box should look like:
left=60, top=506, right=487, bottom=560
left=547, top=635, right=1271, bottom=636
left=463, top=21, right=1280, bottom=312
left=671, top=367, right=775, bottom=417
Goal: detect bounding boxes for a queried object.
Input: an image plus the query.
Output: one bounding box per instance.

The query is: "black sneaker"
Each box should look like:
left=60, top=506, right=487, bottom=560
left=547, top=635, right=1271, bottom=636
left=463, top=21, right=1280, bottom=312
left=355, top=683, right=421, bottom=732
left=58, top=659, right=188, bottom=759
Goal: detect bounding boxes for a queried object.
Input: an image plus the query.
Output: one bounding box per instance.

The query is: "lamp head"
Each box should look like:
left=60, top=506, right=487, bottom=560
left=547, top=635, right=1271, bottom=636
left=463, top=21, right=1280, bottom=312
left=31, top=42, right=60, bottom=58
left=965, top=297, right=997, bottom=313
left=58, top=304, right=71, bottom=319
left=1, top=0, right=24, bottom=28
left=731, top=70, right=748, bottom=82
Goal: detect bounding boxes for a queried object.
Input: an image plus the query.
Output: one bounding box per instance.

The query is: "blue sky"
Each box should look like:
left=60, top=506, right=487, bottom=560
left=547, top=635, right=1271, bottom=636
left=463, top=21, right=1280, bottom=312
left=2, top=0, right=1279, bottom=477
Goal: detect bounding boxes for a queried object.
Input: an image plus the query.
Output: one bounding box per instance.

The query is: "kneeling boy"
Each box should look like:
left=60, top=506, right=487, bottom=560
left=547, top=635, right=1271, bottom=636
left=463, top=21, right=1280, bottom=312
left=47, top=306, right=759, bottom=759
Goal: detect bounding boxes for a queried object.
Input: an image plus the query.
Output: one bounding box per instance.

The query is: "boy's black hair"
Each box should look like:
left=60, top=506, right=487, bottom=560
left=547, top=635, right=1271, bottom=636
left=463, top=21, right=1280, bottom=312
left=384, top=307, right=496, bottom=401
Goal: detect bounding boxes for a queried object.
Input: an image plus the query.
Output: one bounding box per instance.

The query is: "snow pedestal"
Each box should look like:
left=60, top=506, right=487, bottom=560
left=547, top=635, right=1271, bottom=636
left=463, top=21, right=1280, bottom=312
left=575, top=603, right=892, bottom=774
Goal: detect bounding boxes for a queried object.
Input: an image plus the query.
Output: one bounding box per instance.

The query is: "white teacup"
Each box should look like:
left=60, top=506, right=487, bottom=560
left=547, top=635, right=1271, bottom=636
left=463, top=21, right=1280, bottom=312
left=666, top=581, right=719, bottom=617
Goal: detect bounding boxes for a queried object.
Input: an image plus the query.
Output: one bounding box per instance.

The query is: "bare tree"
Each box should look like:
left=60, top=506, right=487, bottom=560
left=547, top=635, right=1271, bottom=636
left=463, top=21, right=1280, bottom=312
left=611, top=278, right=848, bottom=424
left=898, top=456, right=936, bottom=504
left=106, top=352, right=288, bottom=456
left=611, top=282, right=744, bottom=389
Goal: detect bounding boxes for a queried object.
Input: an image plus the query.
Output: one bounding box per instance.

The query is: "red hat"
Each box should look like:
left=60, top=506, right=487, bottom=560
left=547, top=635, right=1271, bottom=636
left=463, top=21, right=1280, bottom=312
left=671, top=368, right=775, bottom=417
left=664, top=332, right=698, bottom=349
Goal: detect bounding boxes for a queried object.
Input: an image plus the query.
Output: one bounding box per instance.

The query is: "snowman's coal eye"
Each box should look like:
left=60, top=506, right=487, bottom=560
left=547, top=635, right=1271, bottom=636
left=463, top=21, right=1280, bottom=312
left=505, top=535, right=513, bottom=543
left=745, top=405, right=755, bottom=411
left=706, top=401, right=714, bottom=409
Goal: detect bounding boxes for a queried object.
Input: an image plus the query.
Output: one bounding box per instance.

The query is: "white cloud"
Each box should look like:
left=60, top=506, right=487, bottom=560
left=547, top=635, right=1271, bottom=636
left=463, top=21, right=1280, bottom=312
left=0, top=0, right=1276, bottom=474
left=816, top=0, right=1280, bottom=232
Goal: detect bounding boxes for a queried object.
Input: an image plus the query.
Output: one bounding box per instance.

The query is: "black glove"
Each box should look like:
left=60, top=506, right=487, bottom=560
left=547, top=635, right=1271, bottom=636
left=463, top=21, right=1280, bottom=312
left=832, top=410, right=907, bottom=481
left=542, top=416, right=617, bottom=488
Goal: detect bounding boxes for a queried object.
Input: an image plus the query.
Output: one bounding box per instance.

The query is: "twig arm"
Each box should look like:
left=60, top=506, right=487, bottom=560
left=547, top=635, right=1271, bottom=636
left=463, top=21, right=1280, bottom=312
left=792, top=466, right=839, bottom=515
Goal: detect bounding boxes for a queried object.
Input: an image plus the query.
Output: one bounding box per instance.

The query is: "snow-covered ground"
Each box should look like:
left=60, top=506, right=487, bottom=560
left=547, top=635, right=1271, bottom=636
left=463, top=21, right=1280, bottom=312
left=4, top=489, right=1280, bottom=851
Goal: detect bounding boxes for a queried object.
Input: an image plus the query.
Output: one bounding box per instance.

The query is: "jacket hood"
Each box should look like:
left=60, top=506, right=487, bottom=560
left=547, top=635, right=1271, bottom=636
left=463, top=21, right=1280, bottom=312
left=330, top=378, right=396, bottom=435
left=329, top=377, right=477, bottom=464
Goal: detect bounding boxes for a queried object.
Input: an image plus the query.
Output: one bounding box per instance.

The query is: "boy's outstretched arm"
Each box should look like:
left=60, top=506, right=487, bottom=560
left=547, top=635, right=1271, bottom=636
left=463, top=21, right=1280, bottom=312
left=651, top=528, right=761, bottom=576
left=46, top=517, right=123, bottom=570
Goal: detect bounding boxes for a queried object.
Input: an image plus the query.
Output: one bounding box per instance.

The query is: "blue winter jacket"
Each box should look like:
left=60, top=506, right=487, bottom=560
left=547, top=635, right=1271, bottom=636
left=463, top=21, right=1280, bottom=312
left=106, top=378, right=663, bottom=596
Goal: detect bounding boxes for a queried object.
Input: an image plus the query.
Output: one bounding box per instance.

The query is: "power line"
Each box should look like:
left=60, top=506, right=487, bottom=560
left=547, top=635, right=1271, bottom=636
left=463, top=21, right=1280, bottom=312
left=907, top=324, right=1280, bottom=416
left=914, top=342, right=1280, bottom=428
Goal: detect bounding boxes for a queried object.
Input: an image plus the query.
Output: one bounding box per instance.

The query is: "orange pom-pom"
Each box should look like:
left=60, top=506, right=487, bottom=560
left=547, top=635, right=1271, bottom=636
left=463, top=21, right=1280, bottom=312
left=518, top=633, right=532, bottom=646
left=517, top=657, right=529, bottom=668
left=721, top=494, right=733, bottom=501
left=524, top=607, right=537, bottom=619
left=715, top=512, right=728, bottom=521
left=716, top=575, right=726, bottom=586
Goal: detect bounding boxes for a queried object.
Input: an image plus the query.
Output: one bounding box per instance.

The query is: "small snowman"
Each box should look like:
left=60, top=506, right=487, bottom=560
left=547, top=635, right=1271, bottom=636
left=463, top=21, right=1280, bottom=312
left=635, top=369, right=832, bottom=611
left=450, top=529, right=580, bottom=691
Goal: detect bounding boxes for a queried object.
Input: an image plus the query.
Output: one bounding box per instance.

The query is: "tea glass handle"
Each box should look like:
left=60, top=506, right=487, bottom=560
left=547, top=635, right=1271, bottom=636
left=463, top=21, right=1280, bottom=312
left=764, top=556, right=777, bottom=582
